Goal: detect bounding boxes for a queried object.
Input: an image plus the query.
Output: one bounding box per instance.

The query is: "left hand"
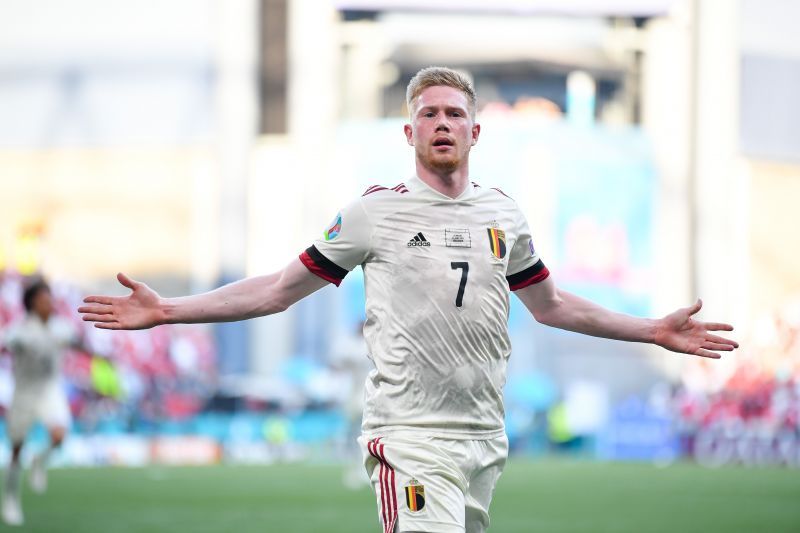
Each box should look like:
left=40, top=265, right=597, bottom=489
left=654, top=299, right=739, bottom=359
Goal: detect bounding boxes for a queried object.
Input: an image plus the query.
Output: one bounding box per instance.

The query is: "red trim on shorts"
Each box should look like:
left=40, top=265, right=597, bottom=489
left=369, top=438, right=397, bottom=533
left=378, top=441, right=397, bottom=532
left=367, top=439, right=386, bottom=529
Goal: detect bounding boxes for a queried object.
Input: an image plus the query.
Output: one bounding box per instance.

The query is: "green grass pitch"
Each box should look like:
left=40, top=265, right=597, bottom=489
left=7, top=459, right=800, bottom=532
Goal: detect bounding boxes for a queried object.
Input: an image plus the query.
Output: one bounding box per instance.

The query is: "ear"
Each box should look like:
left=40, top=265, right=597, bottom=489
left=471, top=122, right=481, bottom=146
left=404, top=123, right=414, bottom=146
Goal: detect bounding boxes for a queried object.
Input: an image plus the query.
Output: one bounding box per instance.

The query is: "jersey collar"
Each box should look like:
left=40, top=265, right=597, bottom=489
left=407, top=175, right=476, bottom=201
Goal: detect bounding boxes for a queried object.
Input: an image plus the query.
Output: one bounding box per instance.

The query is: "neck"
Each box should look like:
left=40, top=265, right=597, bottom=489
left=415, top=161, right=469, bottom=199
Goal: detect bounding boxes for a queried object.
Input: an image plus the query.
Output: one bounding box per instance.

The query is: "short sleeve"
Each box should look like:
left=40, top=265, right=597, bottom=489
left=299, top=198, right=372, bottom=286
left=506, top=210, right=550, bottom=291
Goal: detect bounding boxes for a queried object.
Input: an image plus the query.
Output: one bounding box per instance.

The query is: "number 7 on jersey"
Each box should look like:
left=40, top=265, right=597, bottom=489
left=450, top=261, right=469, bottom=307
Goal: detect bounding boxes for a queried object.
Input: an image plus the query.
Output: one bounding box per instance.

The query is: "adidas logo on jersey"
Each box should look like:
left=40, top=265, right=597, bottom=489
left=407, top=232, right=431, bottom=247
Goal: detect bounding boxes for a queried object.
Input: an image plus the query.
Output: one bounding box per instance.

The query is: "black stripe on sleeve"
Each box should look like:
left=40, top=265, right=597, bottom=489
left=506, top=259, right=549, bottom=290
left=306, top=245, right=348, bottom=281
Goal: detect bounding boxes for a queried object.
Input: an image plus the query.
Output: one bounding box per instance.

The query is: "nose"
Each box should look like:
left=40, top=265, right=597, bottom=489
left=429, top=109, right=451, bottom=130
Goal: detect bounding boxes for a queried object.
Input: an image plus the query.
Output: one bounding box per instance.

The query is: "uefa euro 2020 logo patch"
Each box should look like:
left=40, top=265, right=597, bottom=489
left=405, top=478, right=425, bottom=512
left=324, top=213, right=342, bottom=241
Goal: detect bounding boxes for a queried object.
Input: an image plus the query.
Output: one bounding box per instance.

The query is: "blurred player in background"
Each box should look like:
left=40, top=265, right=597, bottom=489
left=2, top=279, right=78, bottom=526
left=330, top=320, right=371, bottom=489
left=79, top=67, right=739, bottom=533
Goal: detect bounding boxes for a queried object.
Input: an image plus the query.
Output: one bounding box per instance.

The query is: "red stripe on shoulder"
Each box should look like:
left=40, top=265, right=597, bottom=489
left=491, top=187, right=512, bottom=199
left=362, top=185, right=388, bottom=196
left=363, top=183, right=408, bottom=196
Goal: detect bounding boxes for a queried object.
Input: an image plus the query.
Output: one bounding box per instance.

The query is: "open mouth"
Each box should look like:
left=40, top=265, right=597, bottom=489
left=433, top=138, right=454, bottom=148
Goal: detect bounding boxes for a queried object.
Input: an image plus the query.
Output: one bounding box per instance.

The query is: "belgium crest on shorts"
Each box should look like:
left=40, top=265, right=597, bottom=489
left=487, top=228, right=507, bottom=259
left=405, top=478, right=425, bottom=512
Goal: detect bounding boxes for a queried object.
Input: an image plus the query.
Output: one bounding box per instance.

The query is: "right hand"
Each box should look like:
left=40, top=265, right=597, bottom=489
left=78, top=273, right=165, bottom=330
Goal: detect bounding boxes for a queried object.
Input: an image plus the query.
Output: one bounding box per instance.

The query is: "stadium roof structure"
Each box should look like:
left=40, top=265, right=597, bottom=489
left=333, top=0, right=675, bottom=17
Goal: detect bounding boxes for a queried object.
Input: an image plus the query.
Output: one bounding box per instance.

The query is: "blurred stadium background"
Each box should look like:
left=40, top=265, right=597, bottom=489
left=1, top=0, right=799, bottom=531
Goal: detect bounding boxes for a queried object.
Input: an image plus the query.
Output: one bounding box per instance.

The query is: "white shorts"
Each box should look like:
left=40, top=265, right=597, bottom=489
left=359, top=433, right=508, bottom=533
left=7, top=383, right=71, bottom=443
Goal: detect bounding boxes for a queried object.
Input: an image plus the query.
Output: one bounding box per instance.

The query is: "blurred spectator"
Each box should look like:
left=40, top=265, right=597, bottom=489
left=0, top=270, right=218, bottom=431
left=665, top=300, right=800, bottom=466
left=513, top=96, right=562, bottom=119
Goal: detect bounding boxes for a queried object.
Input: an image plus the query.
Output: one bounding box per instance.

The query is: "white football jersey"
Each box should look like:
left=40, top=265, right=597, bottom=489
left=300, top=175, right=549, bottom=439
left=4, top=315, right=74, bottom=390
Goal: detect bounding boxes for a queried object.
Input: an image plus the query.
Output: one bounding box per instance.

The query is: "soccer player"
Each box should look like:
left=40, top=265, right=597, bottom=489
left=78, top=67, right=739, bottom=533
left=2, top=279, right=77, bottom=526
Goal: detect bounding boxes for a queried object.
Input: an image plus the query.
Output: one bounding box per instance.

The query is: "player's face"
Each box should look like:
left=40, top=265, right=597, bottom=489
left=405, top=86, right=480, bottom=175
left=32, top=289, right=53, bottom=321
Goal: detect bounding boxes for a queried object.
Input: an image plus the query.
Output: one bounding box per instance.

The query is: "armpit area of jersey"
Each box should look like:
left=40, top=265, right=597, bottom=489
left=299, top=245, right=348, bottom=286
left=506, top=259, right=550, bottom=291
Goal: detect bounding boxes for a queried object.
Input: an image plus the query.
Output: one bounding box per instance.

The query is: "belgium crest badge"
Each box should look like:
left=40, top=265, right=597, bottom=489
left=405, top=478, right=425, bottom=512
left=487, top=228, right=507, bottom=259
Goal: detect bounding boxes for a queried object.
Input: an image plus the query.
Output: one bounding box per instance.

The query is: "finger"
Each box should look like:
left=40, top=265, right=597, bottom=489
left=702, top=342, right=735, bottom=352
left=82, top=314, right=117, bottom=323
left=117, top=272, right=139, bottom=291
left=705, top=322, right=734, bottom=332
left=78, top=304, right=113, bottom=315
left=705, top=333, right=739, bottom=348
left=83, top=295, right=114, bottom=305
left=688, top=298, right=702, bottom=316
left=694, top=349, right=721, bottom=359
left=94, top=322, right=122, bottom=330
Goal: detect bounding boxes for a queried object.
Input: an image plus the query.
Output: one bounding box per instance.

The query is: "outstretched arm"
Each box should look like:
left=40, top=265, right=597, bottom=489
left=78, top=258, right=329, bottom=330
left=515, top=276, right=738, bottom=359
